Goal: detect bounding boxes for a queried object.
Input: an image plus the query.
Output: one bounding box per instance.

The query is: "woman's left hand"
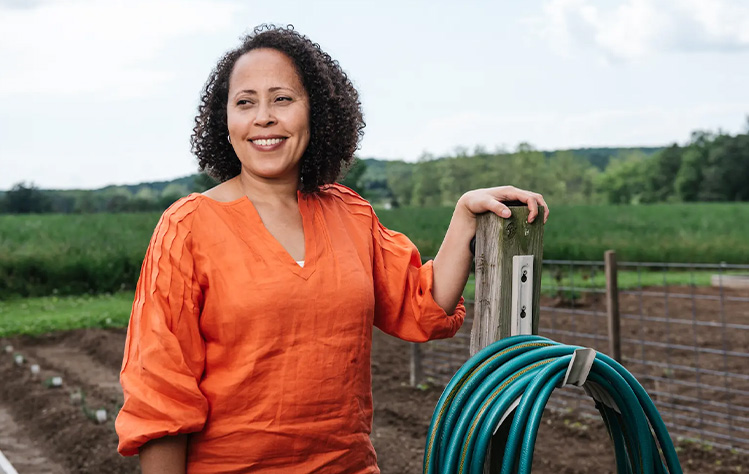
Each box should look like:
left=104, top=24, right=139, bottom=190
left=455, top=186, right=550, bottom=226
left=432, top=185, right=549, bottom=314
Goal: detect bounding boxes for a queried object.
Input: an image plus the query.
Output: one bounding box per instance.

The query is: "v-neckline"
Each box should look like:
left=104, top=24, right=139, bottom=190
left=247, top=191, right=316, bottom=279
left=195, top=192, right=317, bottom=280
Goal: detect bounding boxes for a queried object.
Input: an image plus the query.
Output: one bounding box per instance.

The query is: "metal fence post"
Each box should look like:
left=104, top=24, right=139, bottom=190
left=605, top=250, right=622, bottom=362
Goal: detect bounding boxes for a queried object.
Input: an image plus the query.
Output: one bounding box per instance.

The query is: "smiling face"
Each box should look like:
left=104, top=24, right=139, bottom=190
left=226, top=48, right=311, bottom=184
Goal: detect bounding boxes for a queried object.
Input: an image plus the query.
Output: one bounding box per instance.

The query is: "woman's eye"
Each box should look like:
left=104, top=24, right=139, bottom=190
left=236, top=99, right=253, bottom=106
left=275, top=96, right=292, bottom=102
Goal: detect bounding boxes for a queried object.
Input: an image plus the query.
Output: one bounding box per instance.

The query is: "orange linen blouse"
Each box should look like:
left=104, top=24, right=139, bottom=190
left=115, top=184, right=466, bottom=473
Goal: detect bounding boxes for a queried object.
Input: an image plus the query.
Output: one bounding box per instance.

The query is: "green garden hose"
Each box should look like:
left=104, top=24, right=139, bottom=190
left=423, top=335, right=683, bottom=474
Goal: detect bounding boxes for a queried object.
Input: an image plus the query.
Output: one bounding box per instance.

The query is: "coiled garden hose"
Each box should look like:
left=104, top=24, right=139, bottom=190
left=423, top=335, right=683, bottom=474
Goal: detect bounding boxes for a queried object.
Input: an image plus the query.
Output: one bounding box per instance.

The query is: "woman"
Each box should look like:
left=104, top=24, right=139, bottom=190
left=115, top=24, right=548, bottom=473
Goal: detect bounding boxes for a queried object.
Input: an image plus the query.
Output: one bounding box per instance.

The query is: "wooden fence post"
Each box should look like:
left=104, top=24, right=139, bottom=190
left=605, top=250, right=622, bottom=363
left=470, top=204, right=545, bottom=473
left=410, top=342, right=423, bottom=387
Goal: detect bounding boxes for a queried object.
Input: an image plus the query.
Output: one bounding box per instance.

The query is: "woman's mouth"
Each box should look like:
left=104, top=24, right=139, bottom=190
left=249, top=137, right=287, bottom=151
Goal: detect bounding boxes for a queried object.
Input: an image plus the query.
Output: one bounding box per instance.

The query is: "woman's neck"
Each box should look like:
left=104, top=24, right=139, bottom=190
left=235, top=170, right=300, bottom=206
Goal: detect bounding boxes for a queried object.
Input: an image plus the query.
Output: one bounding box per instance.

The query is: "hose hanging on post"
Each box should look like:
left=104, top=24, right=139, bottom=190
left=422, top=335, right=683, bottom=474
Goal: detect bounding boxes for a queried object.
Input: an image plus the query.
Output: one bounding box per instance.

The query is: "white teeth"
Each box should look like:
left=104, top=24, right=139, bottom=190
left=253, top=138, right=284, bottom=146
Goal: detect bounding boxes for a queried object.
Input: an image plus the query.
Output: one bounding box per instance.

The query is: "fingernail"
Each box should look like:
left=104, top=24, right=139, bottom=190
left=501, top=209, right=511, bottom=218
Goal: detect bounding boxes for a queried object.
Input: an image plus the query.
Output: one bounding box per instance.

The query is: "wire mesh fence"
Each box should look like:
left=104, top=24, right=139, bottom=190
left=413, top=258, right=749, bottom=453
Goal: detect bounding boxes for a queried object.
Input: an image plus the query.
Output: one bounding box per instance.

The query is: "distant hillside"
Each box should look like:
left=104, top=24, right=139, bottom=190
left=97, top=175, right=197, bottom=194
left=542, top=147, right=663, bottom=170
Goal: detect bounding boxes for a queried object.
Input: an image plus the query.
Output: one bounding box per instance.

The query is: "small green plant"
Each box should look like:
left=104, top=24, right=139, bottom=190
left=77, top=391, right=109, bottom=424
left=42, top=376, right=63, bottom=388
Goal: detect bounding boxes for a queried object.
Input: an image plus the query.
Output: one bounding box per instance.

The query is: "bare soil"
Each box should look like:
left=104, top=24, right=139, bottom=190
left=1, top=289, right=747, bottom=473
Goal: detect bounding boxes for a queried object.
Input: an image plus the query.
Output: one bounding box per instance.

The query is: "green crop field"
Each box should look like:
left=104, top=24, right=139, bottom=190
left=376, top=202, right=749, bottom=263
left=1, top=202, right=747, bottom=299
left=0, top=212, right=161, bottom=297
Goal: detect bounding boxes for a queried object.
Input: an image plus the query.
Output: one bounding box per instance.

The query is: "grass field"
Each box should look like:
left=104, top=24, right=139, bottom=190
left=1, top=202, right=747, bottom=299
left=0, top=212, right=156, bottom=297
left=0, top=292, right=132, bottom=337
left=377, top=202, right=749, bottom=263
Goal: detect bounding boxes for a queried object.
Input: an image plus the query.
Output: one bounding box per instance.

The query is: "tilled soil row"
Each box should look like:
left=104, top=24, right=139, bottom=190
left=0, top=329, right=138, bottom=474
left=1, top=327, right=747, bottom=473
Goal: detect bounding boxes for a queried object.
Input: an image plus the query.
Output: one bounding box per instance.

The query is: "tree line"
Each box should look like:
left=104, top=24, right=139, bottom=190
left=0, top=174, right=218, bottom=214
left=2, top=124, right=747, bottom=214
left=373, top=126, right=749, bottom=207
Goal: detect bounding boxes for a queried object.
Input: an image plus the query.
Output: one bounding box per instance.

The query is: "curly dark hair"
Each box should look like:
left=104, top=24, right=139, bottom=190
left=190, top=24, right=365, bottom=193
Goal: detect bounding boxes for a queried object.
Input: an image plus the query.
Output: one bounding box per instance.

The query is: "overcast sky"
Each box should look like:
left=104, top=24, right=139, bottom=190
left=1, top=0, right=748, bottom=190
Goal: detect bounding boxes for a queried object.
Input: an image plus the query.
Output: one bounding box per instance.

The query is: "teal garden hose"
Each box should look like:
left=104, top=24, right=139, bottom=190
left=423, top=335, right=683, bottom=474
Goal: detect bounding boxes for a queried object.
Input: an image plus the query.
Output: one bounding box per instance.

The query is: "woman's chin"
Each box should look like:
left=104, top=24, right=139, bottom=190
left=242, top=166, right=300, bottom=182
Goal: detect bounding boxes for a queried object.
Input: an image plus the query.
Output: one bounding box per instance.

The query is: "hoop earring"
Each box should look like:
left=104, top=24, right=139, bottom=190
left=227, top=134, right=232, bottom=144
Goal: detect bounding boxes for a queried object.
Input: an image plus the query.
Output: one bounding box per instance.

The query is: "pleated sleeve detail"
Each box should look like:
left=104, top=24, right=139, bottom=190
left=116, top=196, right=208, bottom=456
left=370, top=213, right=466, bottom=342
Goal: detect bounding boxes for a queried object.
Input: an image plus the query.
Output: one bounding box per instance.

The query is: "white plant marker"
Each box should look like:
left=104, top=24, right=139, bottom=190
left=51, top=376, right=63, bottom=387
left=30, top=364, right=40, bottom=375
left=95, top=409, right=107, bottom=424
left=14, top=354, right=23, bottom=365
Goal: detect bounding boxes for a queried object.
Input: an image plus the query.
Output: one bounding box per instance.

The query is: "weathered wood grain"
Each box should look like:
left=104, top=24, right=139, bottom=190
left=469, top=205, right=545, bottom=474
left=470, top=206, right=545, bottom=355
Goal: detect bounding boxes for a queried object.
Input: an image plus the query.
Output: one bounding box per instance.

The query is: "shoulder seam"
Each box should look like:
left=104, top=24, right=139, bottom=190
left=158, top=194, right=203, bottom=235
left=321, top=183, right=371, bottom=207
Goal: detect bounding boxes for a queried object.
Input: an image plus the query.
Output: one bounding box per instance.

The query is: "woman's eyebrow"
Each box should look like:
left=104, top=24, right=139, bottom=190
left=233, top=86, right=296, bottom=99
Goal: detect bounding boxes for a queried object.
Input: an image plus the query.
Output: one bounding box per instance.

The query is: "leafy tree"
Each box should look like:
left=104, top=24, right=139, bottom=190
left=410, top=159, right=442, bottom=207
left=437, top=157, right=473, bottom=205
left=547, top=151, right=596, bottom=204
left=45, top=192, right=76, bottom=213
left=2, top=182, right=52, bottom=213
left=595, top=152, right=649, bottom=204
left=643, top=144, right=682, bottom=203
left=192, top=172, right=219, bottom=193
left=511, top=143, right=558, bottom=195
left=357, top=159, right=391, bottom=204
left=675, top=131, right=713, bottom=202
left=700, top=133, right=749, bottom=201
left=102, top=187, right=133, bottom=212
left=385, top=161, right=414, bottom=207
left=339, top=158, right=368, bottom=195
left=160, top=183, right=190, bottom=208
left=73, top=192, right=97, bottom=213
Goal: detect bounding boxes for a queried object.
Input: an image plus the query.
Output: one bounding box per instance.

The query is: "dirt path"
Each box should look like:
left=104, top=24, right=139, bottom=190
left=0, top=405, right=65, bottom=473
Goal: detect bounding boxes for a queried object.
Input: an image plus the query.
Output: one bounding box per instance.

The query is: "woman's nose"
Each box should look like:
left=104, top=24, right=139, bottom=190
left=254, top=102, right=276, bottom=127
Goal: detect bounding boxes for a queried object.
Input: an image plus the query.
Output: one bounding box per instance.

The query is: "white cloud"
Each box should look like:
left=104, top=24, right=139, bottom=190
left=532, top=0, right=749, bottom=61
left=0, top=0, right=240, bottom=99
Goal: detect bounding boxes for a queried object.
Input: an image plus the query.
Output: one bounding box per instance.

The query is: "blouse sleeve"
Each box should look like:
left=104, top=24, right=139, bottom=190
left=370, top=209, right=466, bottom=342
left=115, top=198, right=208, bottom=456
